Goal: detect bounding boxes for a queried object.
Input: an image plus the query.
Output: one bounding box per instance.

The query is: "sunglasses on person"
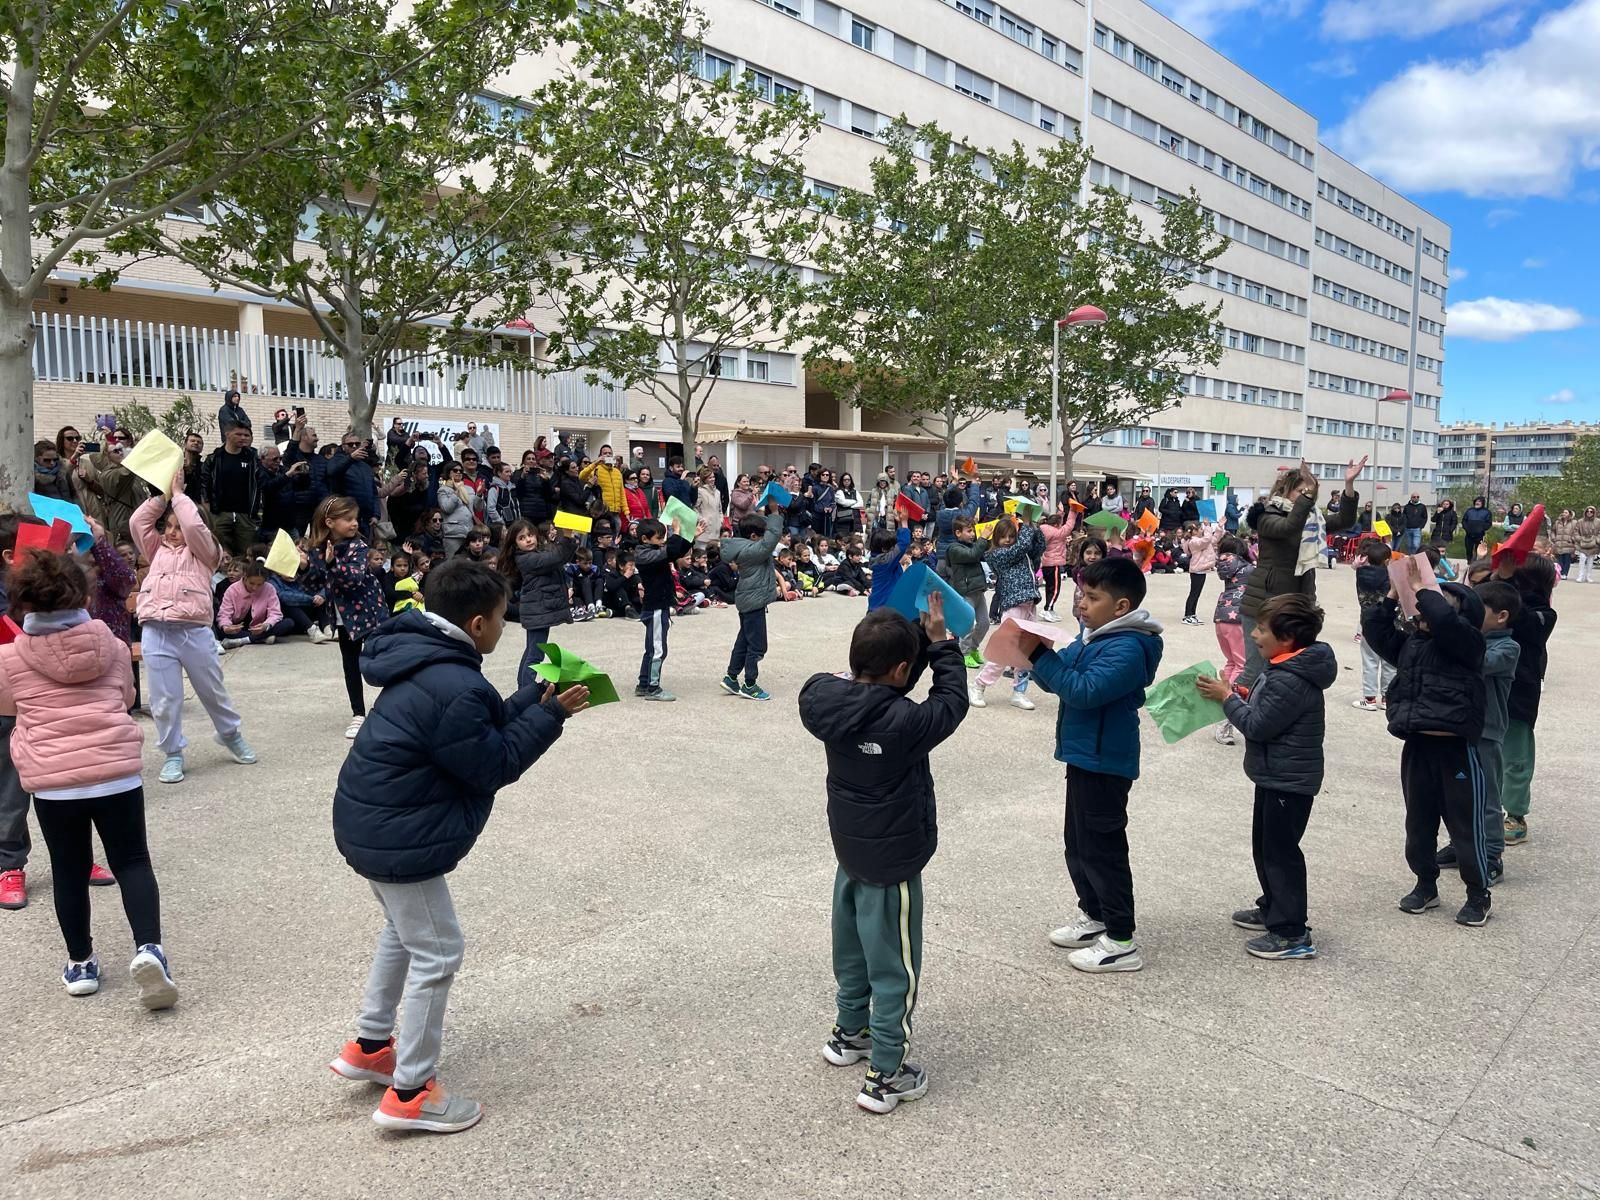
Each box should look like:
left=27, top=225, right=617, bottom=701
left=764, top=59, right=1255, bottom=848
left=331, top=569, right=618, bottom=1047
left=62, top=433, right=82, bottom=444
left=342, top=440, right=360, bottom=449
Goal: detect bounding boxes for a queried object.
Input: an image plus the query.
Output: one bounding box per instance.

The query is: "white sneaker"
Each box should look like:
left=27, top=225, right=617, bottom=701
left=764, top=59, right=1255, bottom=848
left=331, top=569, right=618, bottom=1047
left=1009, top=692, right=1036, bottom=711
left=344, top=715, right=366, bottom=739
left=1049, top=911, right=1107, bottom=948
left=221, top=636, right=248, bottom=650
left=1040, top=608, right=1061, bottom=623
left=1351, top=697, right=1379, bottom=711
left=1068, top=934, right=1144, bottom=973
left=307, top=625, right=330, bottom=645
left=1213, top=722, right=1236, bottom=746
left=967, top=686, right=987, bottom=709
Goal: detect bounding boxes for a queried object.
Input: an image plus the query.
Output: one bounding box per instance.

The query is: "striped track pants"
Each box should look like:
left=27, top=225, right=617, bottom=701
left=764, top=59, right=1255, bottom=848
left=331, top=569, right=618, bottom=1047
left=831, top=867, right=923, bottom=1074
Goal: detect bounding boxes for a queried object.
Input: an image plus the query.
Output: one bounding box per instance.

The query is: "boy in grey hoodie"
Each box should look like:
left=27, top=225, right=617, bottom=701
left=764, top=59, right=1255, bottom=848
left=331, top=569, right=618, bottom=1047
left=718, top=500, right=783, bottom=701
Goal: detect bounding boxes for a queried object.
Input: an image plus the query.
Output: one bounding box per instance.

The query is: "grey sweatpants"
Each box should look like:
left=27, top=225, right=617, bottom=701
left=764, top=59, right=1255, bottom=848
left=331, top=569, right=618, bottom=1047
left=958, top=590, right=990, bottom=656
left=143, top=621, right=242, bottom=756
left=0, top=717, right=30, bottom=872
left=356, top=876, right=466, bottom=1090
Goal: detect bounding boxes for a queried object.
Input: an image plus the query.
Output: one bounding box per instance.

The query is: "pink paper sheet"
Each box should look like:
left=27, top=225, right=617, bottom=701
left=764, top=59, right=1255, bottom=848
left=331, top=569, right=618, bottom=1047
left=1388, top=553, right=1443, bottom=619
left=985, top=616, right=1074, bottom=671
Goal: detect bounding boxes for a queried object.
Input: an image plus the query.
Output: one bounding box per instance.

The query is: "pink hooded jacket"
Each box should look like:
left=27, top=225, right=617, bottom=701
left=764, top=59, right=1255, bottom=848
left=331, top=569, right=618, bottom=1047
left=133, top=490, right=220, bottom=626
left=0, top=619, right=142, bottom=794
left=1186, top=525, right=1224, bottom=575
left=217, top=580, right=283, bottom=631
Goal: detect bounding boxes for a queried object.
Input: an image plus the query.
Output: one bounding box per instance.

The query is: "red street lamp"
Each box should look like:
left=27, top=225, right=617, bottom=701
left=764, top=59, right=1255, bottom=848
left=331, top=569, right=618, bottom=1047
left=1373, top=388, right=1411, bottom=492
left=1049, top=305, right=1109, bottom=503
left=1064, top=304, right=1108, bottom=329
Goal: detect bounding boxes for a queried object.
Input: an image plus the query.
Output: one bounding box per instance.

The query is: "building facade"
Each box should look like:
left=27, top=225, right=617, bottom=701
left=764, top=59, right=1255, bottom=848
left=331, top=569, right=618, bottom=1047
left=29, top=0, right=1449, bottom=503
left=1438, top=421, right=1597, bottom=497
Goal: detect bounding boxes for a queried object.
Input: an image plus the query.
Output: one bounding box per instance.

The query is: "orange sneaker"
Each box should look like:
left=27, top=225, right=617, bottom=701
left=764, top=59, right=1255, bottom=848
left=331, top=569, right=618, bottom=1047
left=373, top=1079, right=483, bottom=1133
left=329, top=1039, right=396, bottom=1086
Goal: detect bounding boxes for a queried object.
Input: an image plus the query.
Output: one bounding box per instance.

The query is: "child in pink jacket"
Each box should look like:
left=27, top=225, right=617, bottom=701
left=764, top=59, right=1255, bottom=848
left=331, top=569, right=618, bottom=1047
left=217, top=560, right=292, bottom=648
left=1182, top=522, right=1224, bottom=625
left=0, top=549, right=177, bottom=1007
left=132, top=473, right=256, bottom=784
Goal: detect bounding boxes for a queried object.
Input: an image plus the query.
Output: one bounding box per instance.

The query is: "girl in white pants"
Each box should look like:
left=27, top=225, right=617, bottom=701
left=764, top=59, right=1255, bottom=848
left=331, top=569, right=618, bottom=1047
left=131, top=480, right=256, bottom=784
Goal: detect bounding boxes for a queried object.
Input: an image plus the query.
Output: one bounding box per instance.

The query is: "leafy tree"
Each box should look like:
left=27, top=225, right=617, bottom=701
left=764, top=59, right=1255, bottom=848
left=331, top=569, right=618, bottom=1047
left=1518, top=435, right=1600, bottom=515
left=0, top=0, right=535, bottom=511
left=801, top=124, right=1057, bottom=468
left=110, top=394, right=212, bottom=443
left=111, top=3, right=575, bottom=442
left=1015, top=174, right=1228, bottom=479
left=528, top=0, right=822, bottom=453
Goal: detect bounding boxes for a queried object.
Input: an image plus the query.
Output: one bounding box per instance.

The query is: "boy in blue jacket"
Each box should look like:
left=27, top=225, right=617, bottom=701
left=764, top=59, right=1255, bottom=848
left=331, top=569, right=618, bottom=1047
left=1029, top=557, right=1164, bottom=974
left=328, top=558, right=590, bottom=1134
left=866, top=511, right=912, bottom=611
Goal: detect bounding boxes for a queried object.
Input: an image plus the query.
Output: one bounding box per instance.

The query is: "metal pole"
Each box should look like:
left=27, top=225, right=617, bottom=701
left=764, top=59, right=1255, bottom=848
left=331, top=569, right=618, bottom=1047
left=1050, top=319, right=1060, bottom=505
left=1403, top=235, right=1422, bottom=499
left=1372, top=394, right=1380, bottom=502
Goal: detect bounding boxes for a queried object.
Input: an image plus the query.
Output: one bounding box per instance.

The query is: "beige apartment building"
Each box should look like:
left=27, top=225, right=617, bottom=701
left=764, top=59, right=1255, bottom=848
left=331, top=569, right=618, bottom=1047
left=29, top=0, right=1448, bottom=503
left=1438, top=421, right=1598, bottom=497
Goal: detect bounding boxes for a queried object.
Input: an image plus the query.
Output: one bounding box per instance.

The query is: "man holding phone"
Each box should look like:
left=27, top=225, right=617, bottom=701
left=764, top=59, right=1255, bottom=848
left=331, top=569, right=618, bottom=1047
left=330, top=432, right=380, bottom=536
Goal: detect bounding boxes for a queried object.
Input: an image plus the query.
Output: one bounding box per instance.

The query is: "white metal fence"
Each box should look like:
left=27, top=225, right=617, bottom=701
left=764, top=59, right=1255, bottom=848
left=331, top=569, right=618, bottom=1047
left=29, top=312, right=627, bottom=421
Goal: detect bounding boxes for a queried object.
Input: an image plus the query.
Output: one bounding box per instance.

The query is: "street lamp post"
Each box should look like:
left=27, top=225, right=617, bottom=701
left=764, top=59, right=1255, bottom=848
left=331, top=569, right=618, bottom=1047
left=1141, top=437, right=1162, bottom=491
left=1049, top=304, right=1108, bottom=507
left=1375, top=388, right=1411, bottom=502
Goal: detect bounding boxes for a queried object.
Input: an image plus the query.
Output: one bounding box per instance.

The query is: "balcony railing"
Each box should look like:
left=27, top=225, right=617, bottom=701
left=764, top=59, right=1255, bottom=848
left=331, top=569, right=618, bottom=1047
left=29, top=312, right=627, bottom=421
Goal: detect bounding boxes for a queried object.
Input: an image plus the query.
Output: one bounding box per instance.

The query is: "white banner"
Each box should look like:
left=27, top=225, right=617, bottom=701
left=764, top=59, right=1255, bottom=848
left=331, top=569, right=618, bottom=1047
left=393, top=419, right=501, bottom=462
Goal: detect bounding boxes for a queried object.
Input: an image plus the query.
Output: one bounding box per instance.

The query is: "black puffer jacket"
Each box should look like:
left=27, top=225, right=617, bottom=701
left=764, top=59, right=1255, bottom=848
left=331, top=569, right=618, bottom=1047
left=1362, top=585, right=1486, bottom=741
left=332, top=611, right=569, bottom=883
left=515, top=539, right=577, bottom=630
left=941, top=535, right=990, bottom=596
left=1223, top=642, right=1338, bottom=794
left=1507, top=596, right=1556, bottom=727
left=798, top=638, right=968, bottom=886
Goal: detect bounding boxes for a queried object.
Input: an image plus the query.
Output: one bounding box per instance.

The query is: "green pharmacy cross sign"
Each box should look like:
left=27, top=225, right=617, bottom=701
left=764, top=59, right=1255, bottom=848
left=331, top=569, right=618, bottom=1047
left=1210, top=473, right=1230, bottom=491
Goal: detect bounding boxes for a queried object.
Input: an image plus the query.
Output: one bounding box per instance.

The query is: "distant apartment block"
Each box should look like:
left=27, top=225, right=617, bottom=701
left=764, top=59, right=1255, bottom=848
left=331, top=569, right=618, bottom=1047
left=1437, top=421, right=1597, bottom=495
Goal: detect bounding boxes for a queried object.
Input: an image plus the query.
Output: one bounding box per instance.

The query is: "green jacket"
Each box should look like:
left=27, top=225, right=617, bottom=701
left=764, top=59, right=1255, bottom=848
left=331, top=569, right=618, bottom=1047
left=942, top=536, right=990, bottom=597
left=720, top=510, right=783, bottom=613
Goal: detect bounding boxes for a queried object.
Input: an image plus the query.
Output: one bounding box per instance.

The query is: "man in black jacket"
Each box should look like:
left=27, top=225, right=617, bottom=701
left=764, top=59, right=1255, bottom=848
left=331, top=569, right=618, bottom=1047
left=1197, top=595, right=1335, bottom=961
left=798, top=599, right=968, bottom=1115
left=204, top=424, right=267, bottom=556
left=329, top=560, right=589, bottom=1134
left=1363, top=577, right=1491, bottom=926
left=1402, top=493, right=1429, bottom=553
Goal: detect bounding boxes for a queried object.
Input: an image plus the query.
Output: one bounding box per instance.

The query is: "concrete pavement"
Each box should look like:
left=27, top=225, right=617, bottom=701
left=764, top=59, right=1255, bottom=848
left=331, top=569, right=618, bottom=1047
left=2, top=569, right=1597, bottom=1198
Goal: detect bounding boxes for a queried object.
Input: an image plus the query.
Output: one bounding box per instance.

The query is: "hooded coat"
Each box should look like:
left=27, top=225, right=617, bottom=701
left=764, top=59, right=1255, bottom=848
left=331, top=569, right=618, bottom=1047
left=1030, top=609, right=1165, bottom=779
left=797, top=637, right=968, bottom=885
left=332, top=610, right=569, bottom=883
left=1223, top=642, right=1338, bottom=794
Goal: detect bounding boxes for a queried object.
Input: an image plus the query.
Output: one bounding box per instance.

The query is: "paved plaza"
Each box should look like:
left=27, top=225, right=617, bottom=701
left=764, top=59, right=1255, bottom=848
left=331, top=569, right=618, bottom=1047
left=2, top=571, right=1597, bottom=1199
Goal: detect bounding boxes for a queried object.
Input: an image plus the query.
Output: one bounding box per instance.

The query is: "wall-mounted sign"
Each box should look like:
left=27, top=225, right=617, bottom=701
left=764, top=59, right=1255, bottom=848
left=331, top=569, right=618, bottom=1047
left=1005, top=429, right=1032, bottom=453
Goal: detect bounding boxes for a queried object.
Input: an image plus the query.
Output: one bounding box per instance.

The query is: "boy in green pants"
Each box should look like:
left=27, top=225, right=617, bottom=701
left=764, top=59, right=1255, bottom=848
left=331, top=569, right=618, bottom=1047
left=798, top=596, right=968, bottom=1113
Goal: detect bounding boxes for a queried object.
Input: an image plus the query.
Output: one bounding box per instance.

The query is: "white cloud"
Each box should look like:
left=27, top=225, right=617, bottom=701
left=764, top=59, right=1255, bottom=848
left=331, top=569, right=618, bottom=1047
left=1307, top=53, right=1360, bottom=78
left=1523, top=257, right=1548, bottom=268
left=1145, top=0, right=1304, bottom=41
left=1331, top=0, right=1600, bottom=198
left=1322, top=0, right=1526, bottom=40
left=1448, top=266, right=1470, bottom=282
left=1545, top=388, right=1579, bottom=404
left=1447, top=297, right=1586, bottom=341
left=1485, top=208, right=1521, bottom=227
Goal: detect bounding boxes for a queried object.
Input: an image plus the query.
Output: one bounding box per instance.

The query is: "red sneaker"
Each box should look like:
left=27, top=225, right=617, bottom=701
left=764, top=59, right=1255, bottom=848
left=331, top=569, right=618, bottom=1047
left=373, top=1078, right=483, bottom=1133
left=88, top=863, right=116, bottom=886
left=329, top=1038, right=396, bottom=1085
left=0, top=869, right=25, bottom=910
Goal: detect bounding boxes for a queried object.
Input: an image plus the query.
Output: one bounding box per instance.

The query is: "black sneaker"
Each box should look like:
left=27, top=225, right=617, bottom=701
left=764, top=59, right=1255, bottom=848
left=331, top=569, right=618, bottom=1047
left=1245, top=931, right=1317, bottom=960
left=1435, top=843, right=1457, bottom=867
left=856, top=1063, right=929, bottom=1114
left=1398, top=889, right=1440, bottom=915
left=1487, top=858, right=1504, bottom=886
left=1456, top=899, right=1491, bottom=927
left=821, top=1025, right=871, bottom=1066
left=1231, top=907, right=1267, bottom=931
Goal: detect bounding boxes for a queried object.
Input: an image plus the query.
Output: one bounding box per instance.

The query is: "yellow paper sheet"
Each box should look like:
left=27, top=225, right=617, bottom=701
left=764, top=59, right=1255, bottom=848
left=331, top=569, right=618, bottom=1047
left=1373, top=519, right=1391, bottom=537
left=264, top=528, right=300, bottom=578
left=1002, top=498, right=1019, bottom=515
left=975, top=519, right=998, bottom=540
left=553, top=510, right=592, bottom=533
left=120, top=429, right=183, bottom=496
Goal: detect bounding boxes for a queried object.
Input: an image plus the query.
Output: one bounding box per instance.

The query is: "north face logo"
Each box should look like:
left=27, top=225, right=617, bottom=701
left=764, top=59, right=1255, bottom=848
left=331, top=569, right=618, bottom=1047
left=858, top=743, right=883, bottom=755
left=1455, top=771, right=1467, bottom=780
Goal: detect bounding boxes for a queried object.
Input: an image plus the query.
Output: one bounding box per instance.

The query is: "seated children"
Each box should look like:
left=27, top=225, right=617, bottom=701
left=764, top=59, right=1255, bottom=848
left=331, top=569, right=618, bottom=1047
left=774, top=547, right=802, bottom=602
left=218, top=560, right=295, bottom=648
left=328, top=558, right=590, bottom=1133
left=1032, top=558, right=1164, bottom=972
left=634, top=517, right=696, bottom=701
left=1195, top=595, right=1335, bottom=959
left=718, top=503, right=783, bottom=700
left=793, top=543, right=823, bottom=597
left=601, top=551, right=643, bottom=620
left=1353, top=540, right=1395, bottom=711
left=706, top=546, right=740, bottom=605
left=680, top=549, right=718, bottom=608
left=1361, top=564, right=1492, bottom=926
left=798, top=595, right=968, bottom=1114
left=567, top=546, right=601, bottom=621
left=823, top=545, right=870, bottom=597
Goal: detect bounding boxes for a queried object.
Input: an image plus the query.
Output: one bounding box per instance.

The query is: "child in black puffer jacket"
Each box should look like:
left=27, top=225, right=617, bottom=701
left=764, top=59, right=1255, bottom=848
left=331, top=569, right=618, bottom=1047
left=1362, top=573, right=1491, bottom=927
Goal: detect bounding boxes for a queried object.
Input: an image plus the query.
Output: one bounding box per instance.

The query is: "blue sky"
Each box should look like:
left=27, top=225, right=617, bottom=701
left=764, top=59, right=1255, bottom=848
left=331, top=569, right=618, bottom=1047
left=1150, top=0, right=1598, bottom=427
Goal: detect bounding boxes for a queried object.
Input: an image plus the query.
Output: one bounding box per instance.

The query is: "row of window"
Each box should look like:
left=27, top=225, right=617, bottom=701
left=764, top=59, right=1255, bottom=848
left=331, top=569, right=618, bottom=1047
left=1421, top=237, right=1449, bottom=268
left=1314, top=228, right=1413, bottom=284
left=1417, top=353, right=1442, bottom=375
left=1418, top=315, right=1444, bottom=336
left=1307, top=369, right=1407, bottom=400
left=675, top=341, right=796, bottom=384
left=1307, top=416, right=1406, bottom=441
left=1103, top=426, right=1304, bottom=458
left=1314, top=180, right=1413, bottom=246
left=798, top=2, right=1073, bottom=138
left=1419, top=277, right=1447, bottom=302
left=1312, top=276, right=1410, bottom=326
left=1092, top=94, right=1312, bottom=220
left=1218, top=325, right=1305, bottom=364
left=1196, top=268, right=1308, bottom=317
left=1179, top=374, right=1304, bottom=411
left=1211, top=209, right=1312, bottom=268
left=1310, top=323, right=1408, bottom=366
left=1309, top=462, right=1433, bottom=483
left=938, top=0, right=1083, bottom=73
left=1092, top=24, right=1315, bottom=170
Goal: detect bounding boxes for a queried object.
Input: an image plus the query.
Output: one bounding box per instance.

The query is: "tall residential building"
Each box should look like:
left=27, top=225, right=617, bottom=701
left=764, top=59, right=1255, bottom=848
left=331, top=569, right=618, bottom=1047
left=1438, top=421, right=1597, bottom=496
left=29, top=0, right=1447, bottom=503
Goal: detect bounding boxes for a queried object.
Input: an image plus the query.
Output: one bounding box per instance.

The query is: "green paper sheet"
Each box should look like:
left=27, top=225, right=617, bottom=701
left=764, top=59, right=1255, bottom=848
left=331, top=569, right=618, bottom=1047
left=661, top=495, right=698, bottom=540
left=532, top=643, right=619, bottom=706
left=1084, top=509, right=1125, bottom=532
left=1143, top=660, right=1227, bottom=744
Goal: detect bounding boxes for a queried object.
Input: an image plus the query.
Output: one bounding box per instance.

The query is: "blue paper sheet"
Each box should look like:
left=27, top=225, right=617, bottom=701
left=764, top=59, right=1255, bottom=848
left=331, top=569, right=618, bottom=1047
left=886, top=562, right=976, bottom=638
left=756, top=481, right=793, bottom=509
left=27, top=493, right=95, bottom=552
left=1196, top=498, right=1217, bottom=523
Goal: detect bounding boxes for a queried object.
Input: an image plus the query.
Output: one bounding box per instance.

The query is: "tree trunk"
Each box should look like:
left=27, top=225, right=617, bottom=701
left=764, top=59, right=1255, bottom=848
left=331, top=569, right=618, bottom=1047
left=1, top=35, right=40, bottom=512
left=676, top=368, right=696, bottom=459
left=0, top=294, right=35, bottom=512
left=1059, top=413, right=1078, bottom=482
left=342, top=346, right=373, bottom=445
